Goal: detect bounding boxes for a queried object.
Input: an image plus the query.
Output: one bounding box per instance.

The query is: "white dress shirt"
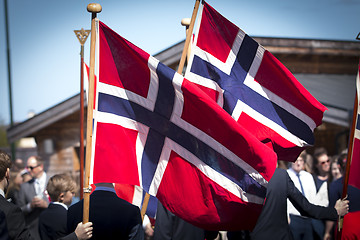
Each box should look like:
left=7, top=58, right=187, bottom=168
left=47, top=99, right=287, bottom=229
left=287, top=168, right=317, bottom=216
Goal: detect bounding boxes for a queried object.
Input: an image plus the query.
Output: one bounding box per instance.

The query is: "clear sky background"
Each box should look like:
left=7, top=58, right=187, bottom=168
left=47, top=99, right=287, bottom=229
left=1, top=0, right=360, bottom=126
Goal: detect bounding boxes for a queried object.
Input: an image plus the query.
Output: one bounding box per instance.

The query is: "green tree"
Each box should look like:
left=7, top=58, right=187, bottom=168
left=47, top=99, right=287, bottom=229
left=0, top=118, right=9, bottom=147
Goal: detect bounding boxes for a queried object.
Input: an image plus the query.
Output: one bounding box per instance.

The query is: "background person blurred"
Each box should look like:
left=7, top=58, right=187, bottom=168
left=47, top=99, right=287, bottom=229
left=329, top=154, right=345, bottom=183
left=287, top=151, right=318, bottom=239
left=303, top=152, right=313, bottom=174
left=12, top=158, right=25, bottom=172
left=311, top=147, right=331, bottom=239
left=324, top=153, right=360, bottom=240
left=21, top=169, right=32, bottom=183
left=0, top=150, right=33, bottom=239
left=5, top=170, right=23, bottom=205
left=17, top=156, right=50, bottom=240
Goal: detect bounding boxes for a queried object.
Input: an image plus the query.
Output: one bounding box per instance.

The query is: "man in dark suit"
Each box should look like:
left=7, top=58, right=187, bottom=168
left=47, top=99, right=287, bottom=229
left=251, top=167, right=349, bottom=240
left=67, top=183, right=144, bottom=240
left=0, top=150, right=33, bottom=239
left=17, top=156, right=49, bottom=239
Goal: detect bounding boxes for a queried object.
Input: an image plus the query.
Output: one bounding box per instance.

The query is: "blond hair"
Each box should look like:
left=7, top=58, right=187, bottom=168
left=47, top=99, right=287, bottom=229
left=47, top=174, right=76, bottom=202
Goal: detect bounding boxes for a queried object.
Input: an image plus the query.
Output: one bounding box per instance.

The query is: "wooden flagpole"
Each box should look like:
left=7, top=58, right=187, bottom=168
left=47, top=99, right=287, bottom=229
left=140, top=0, right=200, bottom=221
left=83, top=3, right=101, bottom=223
left=181, top=18, right=191, bottom=65
left=336, top=35, right=360, bottom=239
left=74, top=28, right=90, bottom=200
left=336, top=76, right=359, bottom=239
left=177, top=0, right=200, bottom=75
left=141, top=192, right=150, bottom=221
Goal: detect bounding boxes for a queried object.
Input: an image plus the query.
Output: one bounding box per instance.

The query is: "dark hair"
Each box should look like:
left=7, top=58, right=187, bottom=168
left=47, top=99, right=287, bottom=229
left=312, top=147, right=328, bottom=175
left=0, top=150, right=12, bottom=180
left=337, top=152, right=347, bottom=173
left=313, top=147, right=328, bottom=161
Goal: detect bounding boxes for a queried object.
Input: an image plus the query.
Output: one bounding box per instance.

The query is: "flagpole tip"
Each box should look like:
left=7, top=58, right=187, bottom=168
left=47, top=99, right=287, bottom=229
left=181, top=18, right=191, bottom=27
left=87, top=3, right=102, bottom=13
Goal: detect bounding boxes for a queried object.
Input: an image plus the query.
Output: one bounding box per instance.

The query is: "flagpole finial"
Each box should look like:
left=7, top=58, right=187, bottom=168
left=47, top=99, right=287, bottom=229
left=87, top=3, right=102, bottom=13
left=181, top=18, right=191, bottom=27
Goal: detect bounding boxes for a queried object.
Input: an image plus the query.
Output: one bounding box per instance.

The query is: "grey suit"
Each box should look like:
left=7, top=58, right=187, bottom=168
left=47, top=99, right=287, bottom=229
left=17, top=177, right=49, bottom=240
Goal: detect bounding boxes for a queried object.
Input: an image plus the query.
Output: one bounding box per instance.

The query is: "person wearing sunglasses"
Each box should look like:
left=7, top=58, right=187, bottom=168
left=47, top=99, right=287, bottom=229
left=17, top=156, right=50, bottom=240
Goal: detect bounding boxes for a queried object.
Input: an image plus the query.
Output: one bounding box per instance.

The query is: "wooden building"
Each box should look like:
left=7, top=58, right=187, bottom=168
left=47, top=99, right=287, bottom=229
left=7, top=37, right=360, bottom=179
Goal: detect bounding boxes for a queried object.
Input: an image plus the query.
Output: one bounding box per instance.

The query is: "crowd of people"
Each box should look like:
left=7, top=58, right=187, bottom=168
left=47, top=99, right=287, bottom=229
left=0, top=148, right=358, bottom=240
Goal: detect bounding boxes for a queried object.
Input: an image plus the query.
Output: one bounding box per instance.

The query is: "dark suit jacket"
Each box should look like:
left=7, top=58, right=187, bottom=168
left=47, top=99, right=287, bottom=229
left=153, top=201, right=205, bottom=240
left=67, top=189, right=144, bottom=240
left=39, top=203, right=68, bottom=240
left=0, top=209, right=9, bottom=240
left=251, top=168, right=338, bottom=240
left=17, top=178, right=49, bottom=240
left=0, top=195, right=33, bottom=240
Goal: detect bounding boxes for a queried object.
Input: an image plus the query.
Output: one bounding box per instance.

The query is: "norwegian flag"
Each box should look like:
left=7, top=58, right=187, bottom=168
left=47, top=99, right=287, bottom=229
left=185, top=2, right=327, bottom=161
left=84, top=63, right=158, bottom=218
left=88, top=20, right=277, bottom=230
left=348, top=62, right=360, bottom=190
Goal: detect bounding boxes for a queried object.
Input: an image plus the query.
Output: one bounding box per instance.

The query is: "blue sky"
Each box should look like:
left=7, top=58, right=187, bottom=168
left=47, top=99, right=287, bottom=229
left=1, top=0, right=360, bottom=125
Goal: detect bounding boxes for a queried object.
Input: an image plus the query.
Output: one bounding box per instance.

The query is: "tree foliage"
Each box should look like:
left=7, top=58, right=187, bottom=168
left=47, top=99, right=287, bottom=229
left=0, top=118, right=9, bottom=147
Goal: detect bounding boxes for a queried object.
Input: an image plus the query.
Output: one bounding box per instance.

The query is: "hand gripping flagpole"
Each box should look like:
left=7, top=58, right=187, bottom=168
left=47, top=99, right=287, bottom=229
left=177, top=0, right=200, bottom=75
left=83, top=3, right=101, bottom=224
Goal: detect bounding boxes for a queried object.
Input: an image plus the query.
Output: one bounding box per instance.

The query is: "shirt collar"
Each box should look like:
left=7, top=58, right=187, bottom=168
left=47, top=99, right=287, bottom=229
left=37, top=172, right=47, bottom=184
left=94, top=186, right=116, bottom=194
left=0, top=189, right=5, bottom=198
left=51, top=202, right=68, bottom=210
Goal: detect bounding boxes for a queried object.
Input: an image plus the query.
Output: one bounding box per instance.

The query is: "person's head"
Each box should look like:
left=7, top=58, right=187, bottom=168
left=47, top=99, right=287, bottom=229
left=330, top=157, right=342, bottom=181
left=291, top=151, right=306, bottom=173
left=47, top=174, right=76, bottom=206
left=20, top=169, right=32, bottom=183
left=10, top=170, right=22, bottom=186
left=303, top=153, right=313, bottom=173
left=26, top=156, right=44, bottom=179
left=13, top=158, right=24, bottom=171
left=0, top=150, right=12, bottom=193
left=313, top=147, right=330, bottom=176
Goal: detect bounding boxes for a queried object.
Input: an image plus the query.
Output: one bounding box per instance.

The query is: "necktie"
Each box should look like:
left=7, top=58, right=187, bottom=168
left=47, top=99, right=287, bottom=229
left=296, top=173, right=305, bottom=196
left=35, top=179, right=42, bottom=197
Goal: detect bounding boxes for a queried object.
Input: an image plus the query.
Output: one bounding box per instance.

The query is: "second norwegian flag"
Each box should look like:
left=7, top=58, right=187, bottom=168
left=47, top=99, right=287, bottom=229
left=185, top=1, right=327, bottom=161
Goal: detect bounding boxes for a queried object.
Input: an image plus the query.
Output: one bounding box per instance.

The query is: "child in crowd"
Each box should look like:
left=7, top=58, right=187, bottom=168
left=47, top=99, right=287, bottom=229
left=39, top=174, right=92, bottom=240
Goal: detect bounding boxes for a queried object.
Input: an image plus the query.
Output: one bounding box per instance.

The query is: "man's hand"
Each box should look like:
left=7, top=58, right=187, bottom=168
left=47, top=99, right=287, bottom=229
left=30, top=197, right=48, bottom=209
left=335, top=197, right=349, bottom=217
left=75, top=222, right=93, bottom=240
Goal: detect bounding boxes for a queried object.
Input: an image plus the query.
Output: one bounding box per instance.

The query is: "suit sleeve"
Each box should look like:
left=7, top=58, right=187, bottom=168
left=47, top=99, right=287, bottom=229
left=6, top=205, right=33, bottom=240
left=57, top=232, right=78, bottom=240
left=67, top=206, right=78, bottom=234
left=0, top=210, right=9, bottom=240
left=286, top=172, right=337, bottom=221
left=17, top=184, right=31, bottom=214
left=153, top=202, right=174, bottom=240
left=128, top=206, right=144, bottom=240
